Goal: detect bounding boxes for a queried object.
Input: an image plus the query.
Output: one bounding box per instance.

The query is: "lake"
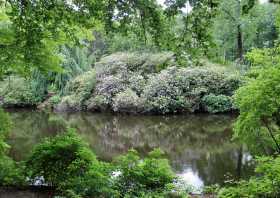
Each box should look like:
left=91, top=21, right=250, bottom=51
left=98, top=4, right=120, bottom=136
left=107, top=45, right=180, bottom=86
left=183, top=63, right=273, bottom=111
left=6, top=109, right=254, bottom=191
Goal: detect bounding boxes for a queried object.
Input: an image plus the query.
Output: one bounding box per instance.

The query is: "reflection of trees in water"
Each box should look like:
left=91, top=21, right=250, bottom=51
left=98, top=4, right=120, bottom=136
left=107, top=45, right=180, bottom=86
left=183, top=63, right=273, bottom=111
left=7, top=110, right=254, bottom=185
left=66, top=113, right=235, bottom=159
left=7, top=110, right=66, bottom=161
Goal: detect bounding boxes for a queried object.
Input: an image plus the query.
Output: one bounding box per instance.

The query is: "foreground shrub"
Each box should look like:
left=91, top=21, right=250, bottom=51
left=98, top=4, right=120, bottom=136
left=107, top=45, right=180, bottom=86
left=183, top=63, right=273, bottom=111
left=202, top=94, right=233, bottom=113
left=0, top=156, right=25, bottom=186
left=113, top=149, right=176, bottom=197
left=0, top=76, right=41, bottom=107
left=0, top=109, right=25, bottom=186
left=25, top=128, right=186, bottom=197
left=218, top=156, right=280, bottom=198
left=26, top=129, right=98, bottom=187
left=26, top=128, right=115, bottom=197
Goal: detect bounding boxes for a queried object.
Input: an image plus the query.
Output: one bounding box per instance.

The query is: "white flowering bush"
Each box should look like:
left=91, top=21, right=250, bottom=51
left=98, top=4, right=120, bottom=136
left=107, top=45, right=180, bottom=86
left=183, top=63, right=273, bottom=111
left=95, top=75, right=126, bottom=99
left=57, top=53, right=241, bottom=114
left=142, top=67, right=190, bottom=113
left=113, top=89, right=144, bottom=113
left=128, top=74, right=146, bottom=95
left=95, top=52, right=174, bottom=76
left=142, top=67, right=241, bottom=114
left=86, top=95, right=110, bottom=112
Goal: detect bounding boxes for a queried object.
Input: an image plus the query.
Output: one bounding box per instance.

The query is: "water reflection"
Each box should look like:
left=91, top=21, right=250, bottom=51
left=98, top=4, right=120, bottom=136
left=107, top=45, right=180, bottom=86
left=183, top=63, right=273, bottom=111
left=6, top=110, right=254, bottom=188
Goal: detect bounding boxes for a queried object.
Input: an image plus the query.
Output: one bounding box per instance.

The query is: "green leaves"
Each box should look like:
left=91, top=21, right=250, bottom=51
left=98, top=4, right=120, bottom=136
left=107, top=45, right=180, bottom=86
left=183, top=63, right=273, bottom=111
left=234, top=64, right=280, bottom=154
left=0, top=108, right=11, bottom=155
left=218, top=156, right=280, bottom=198
left=0, top=0, right=101, bottom=75
left=114, top=149, right=176, bottom=197
left=24, top=129, right=184, bottom=197
left=26, top=128, right=97, bottom=187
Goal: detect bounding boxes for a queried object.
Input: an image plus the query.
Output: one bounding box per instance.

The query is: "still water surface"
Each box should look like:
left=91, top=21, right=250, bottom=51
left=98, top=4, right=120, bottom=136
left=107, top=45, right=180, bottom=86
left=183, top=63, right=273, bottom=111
left=7, top=110, right=254, bottom=190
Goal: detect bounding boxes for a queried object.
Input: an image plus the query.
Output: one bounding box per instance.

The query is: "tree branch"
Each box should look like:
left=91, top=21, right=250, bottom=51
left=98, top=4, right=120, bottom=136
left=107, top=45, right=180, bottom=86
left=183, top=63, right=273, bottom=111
left=262, top=118, right=280, bottom=154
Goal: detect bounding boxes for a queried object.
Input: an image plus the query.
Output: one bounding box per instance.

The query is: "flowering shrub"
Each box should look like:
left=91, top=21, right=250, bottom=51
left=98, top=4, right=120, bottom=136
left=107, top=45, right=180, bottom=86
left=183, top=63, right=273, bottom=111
left=94, top=52, right=174, bottom=76
left=53, top=53, right=241, bottom=114
left=95, top=75, right=126, bottom=99
left=113, top=89, right=144, bottom=113
left=128, top=73, right=146, bottom=95
left=86, top=95, right=110, bottom=112
left=202, top=94, right=233, bottom=113
left=141, top=67, right=239, bottom=114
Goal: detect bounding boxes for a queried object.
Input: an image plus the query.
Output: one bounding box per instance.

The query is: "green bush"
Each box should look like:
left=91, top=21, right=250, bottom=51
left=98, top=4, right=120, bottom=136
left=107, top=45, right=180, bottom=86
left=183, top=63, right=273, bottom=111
left=26, top=128, right=98, bottom=187
left=25, top=129, right=185, bottom=197
left=202, top=94, right=233, bottom=113
left=0, top=109, right=25, bottom=186
left=48, top=95, right=61, bottom=106
left=218, top=156, right=280, bottom=198
left=57, top=70, right=96, bottom=111
left=113, top=149, right=176, bottom=197
left=0, top=76, right=41, bottom=107
left=25, top=128, right=114, bottom=197
left=0, top=156, right=25, bottom=186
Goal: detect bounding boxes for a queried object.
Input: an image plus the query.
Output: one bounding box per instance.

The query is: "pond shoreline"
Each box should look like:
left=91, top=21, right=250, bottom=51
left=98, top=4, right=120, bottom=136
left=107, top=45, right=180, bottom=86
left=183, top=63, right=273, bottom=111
left=0, top=186, right=55, bottom=198
left=3, top=106, right=239, bottom=116
left=0, top=186, right=214, bottom=198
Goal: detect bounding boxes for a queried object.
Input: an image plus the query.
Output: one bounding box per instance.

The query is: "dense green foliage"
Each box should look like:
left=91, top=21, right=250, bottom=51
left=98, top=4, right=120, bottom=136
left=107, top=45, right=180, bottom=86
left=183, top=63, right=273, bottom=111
left=113, top=149, right=176, bottom=197
left=218, top=156, right=280, bottom=198
left=212, top=0, right=278, bottom=62
left=0, top=76, right=41, bottom=107
left=216, top=2, right=280, bottom=196
left=202, top=94, right=233, bottom=113
left=26, top=129, right=98, bottom=187
left=0, top=156, right=25, bottom=186
left=0, top=108, right=11, bottom=155
left=0, top=109, right=25, bottom=186
left=0, top=0, right=99, bottom=75
left=234, top=66, right=280, bottom=154
left=24, top=129, right=187, bottom=197
left=53, top=46, right=95, bottom=94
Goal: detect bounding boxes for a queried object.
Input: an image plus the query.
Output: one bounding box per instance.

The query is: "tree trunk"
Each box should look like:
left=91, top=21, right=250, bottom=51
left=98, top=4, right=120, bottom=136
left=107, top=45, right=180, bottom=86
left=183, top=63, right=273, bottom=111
left=237, top=24, right=244, bottom=61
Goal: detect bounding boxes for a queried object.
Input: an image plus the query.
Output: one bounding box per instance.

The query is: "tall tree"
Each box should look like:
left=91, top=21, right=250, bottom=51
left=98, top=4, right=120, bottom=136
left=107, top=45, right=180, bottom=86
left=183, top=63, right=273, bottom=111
left=212, top=0, right=278, bottom=62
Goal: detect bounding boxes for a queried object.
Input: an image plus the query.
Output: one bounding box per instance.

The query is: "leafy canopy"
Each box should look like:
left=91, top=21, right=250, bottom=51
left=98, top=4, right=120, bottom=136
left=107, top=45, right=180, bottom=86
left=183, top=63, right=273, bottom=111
left=0, top=0, right=102, bottom=75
